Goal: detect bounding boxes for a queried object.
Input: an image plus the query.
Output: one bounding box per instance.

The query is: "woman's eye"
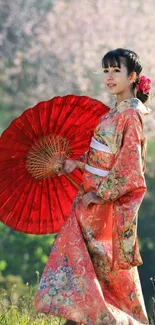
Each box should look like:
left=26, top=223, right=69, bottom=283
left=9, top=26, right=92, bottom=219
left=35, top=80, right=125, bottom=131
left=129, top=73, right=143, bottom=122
left=103, top=68, right=121, bottom=73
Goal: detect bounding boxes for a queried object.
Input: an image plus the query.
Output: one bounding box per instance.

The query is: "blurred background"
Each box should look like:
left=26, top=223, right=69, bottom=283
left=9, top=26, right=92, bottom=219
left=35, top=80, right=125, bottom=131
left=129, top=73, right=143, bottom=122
left=0, top=0, right=155, bottom=318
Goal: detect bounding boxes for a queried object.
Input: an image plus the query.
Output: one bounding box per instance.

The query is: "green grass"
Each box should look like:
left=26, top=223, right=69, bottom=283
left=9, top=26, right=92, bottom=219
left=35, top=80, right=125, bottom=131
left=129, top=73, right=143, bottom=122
left=0, top=309, right=61, bottom=325
left=149, top=277, right=155, bottom=325
left=0, top=283, right=64, bottom=325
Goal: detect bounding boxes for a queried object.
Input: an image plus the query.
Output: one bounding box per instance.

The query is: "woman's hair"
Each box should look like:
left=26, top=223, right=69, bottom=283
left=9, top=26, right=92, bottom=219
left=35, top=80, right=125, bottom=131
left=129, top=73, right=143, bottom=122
left=102, top=48, right=149, bottom=104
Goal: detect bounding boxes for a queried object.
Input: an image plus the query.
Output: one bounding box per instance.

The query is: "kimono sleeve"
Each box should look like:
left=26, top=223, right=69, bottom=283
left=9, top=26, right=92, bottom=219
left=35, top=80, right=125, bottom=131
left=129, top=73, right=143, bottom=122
left=96, top=114, right=146, bottom=202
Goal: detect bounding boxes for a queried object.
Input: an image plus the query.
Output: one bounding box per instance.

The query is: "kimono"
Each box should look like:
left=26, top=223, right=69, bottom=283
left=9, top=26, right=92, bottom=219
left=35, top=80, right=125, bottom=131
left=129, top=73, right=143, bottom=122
left=34, top=98, right=149, bottom=325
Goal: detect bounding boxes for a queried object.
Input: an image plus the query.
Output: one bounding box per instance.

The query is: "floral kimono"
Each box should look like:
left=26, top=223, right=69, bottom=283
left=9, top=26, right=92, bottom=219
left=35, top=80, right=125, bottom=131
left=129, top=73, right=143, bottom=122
left=34, top=98, right=149, bottom=325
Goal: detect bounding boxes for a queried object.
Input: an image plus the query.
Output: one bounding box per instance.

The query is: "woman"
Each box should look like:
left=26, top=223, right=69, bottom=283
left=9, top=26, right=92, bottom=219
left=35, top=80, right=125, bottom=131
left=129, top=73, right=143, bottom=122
left=34, top=48, right=151, bottom=325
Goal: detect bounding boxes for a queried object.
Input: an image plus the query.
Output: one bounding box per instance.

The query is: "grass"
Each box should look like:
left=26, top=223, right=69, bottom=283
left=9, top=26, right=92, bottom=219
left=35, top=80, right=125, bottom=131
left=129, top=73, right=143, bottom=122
left=149, top=277, right=155, bottom=325
left=0, top=282, right=64, bottom=325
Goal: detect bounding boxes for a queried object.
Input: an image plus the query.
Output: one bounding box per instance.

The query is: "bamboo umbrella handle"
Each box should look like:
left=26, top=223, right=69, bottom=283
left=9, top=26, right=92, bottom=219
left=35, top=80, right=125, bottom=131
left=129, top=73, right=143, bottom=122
left=64, top=173, right=84, bottom=193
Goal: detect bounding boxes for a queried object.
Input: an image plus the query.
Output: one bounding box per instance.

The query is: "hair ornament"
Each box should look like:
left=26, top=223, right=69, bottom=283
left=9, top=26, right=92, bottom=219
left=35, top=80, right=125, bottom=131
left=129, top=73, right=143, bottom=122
left=136, top=75, right=152, bottom=94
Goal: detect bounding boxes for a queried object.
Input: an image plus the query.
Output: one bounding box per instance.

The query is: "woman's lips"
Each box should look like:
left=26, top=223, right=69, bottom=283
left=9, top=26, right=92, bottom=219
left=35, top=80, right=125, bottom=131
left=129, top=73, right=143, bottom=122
left=107, top=83, right=116, bottom=88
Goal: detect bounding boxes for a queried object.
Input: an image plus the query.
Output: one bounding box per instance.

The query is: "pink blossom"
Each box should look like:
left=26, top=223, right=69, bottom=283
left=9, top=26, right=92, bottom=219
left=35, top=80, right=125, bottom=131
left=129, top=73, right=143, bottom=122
left=136, top=75, right=152, bottom=94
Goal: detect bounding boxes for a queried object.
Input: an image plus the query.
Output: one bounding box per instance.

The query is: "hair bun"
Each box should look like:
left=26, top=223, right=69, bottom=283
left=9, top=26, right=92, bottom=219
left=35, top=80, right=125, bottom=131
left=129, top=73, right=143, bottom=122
left=136, top=91, right=149, bottom=104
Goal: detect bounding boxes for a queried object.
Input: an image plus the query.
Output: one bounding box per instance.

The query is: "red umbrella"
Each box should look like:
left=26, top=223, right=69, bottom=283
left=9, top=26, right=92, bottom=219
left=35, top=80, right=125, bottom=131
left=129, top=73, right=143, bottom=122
left=0, top=94, right=109, bottom=234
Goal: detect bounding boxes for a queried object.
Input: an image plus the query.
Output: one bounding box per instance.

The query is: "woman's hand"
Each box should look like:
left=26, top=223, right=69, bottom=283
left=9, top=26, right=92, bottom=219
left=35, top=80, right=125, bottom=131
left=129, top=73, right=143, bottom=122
left=63, top=159, right=77, bottom=174
left=83, top=192, right=105, bottom=208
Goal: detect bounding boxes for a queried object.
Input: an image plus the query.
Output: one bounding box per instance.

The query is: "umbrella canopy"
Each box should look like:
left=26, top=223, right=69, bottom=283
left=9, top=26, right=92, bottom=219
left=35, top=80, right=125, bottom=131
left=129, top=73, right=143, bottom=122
left=0, top=94, right=109, bottom=234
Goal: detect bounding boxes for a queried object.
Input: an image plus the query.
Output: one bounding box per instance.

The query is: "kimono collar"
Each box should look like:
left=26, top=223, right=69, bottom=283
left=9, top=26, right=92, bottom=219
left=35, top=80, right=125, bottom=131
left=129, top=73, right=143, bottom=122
left=116, top=97, right=151, bottom=115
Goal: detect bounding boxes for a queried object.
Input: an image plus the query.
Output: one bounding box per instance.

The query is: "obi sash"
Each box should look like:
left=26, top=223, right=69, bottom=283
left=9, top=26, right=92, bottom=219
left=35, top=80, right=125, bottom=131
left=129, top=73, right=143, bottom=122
left=85, top=137, right=113, bottom=177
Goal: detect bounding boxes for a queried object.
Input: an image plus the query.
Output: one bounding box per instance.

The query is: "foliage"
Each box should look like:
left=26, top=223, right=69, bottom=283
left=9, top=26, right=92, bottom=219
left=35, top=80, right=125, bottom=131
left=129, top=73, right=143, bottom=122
left=0, top=224, right=56, bottom=283
left=149, top=277, right=155, bottom=324
left=0, top=281, right=63, bottom=325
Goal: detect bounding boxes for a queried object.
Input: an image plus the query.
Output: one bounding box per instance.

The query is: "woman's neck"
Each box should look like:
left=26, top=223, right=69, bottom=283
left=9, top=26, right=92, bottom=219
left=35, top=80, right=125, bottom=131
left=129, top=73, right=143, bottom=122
left=116, top=90, right=135, bottom=106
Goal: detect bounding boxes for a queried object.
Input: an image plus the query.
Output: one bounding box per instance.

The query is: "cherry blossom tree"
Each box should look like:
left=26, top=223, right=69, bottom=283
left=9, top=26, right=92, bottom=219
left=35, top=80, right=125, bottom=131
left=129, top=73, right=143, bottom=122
left=0, top=0, right=155, bottom=136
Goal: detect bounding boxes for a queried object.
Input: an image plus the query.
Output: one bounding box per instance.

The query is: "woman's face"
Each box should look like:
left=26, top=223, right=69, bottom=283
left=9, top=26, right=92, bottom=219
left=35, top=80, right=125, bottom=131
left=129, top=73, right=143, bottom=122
left=103, top=58, right=132, bottom=95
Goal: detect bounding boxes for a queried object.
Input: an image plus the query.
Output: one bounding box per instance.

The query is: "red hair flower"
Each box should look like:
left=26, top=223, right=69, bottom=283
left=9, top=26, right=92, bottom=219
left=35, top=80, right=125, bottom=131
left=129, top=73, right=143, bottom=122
left=136, top=75, right=151, bottom=94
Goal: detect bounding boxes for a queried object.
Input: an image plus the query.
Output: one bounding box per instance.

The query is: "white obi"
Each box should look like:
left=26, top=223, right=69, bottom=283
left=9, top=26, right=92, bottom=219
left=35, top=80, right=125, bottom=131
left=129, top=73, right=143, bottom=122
left=85, top=137, right=112, bottom=177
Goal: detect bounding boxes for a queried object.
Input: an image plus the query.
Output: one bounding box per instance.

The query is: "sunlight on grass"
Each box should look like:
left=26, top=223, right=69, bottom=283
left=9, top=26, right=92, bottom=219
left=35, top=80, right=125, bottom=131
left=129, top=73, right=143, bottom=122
left=0, top=281, right=64, bottom=325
